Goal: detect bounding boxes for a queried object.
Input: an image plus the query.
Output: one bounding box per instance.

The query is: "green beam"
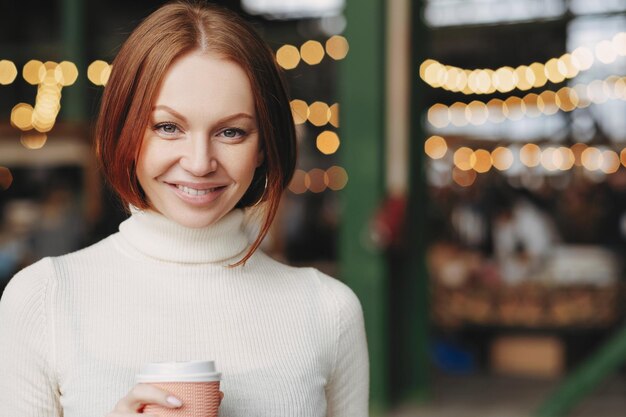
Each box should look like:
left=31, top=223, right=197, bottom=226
left=534, top=324, right=626, bottom=417
left=339, top=0, right=387, bottom=414
left=60, top=0, right=86, bottom=121
left=400, top=0, right=430, bottom=403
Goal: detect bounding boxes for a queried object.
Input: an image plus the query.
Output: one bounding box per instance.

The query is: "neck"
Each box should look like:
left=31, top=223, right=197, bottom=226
left=117, top=208, right=250, bottom=264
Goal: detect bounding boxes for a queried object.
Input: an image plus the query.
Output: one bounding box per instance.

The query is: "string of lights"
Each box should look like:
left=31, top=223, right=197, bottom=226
left=288, top=166, right=348, bottom=194
left=276, top=35, right=348, bottom=70
left=427, top=75, right=626, bottom=128
left=425, top=135, right=626, bottom=176
left=420, top=32, right=626, bottom=95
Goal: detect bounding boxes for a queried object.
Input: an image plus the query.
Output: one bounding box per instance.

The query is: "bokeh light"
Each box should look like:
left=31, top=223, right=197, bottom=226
left=100, top=65, right=112, bottom=86
left=454, top=147, right=473, bottom=171
left=325, top=35, right=349, bottom=60
left=470, top=149, right=492, bottom=173
left=300, top=40, right=325, bottom=65
left=55, top=61, right=78, bottom=86
left=466, top=100, right=488, bottom=125
left=88, top=60, right=110, bottom=86
left=276, top=45, right=301, bottom=69
left=515, top=65, right=535, bottom=91
left=450, top=102, right=468, bottom=127
left=581, top=147, right=602, bottom=171
left=595, top=40, right=617, bottom=64
left=494, top=66, right=515, bottom=93
left=492, top=147, right=514, bottom=171
left=424, top=135, right=448, bottom=159
left=600, top=150, right=620, bottom=174
left=290, top=100, right=309, bottom=125
left=520, top=143, right=541, bottom=167
left=288, top=169, right=308, bottom=194
left=503, top=96, right=525, bottom=120
left=329, top=103, right=339, bottom=128
left=23, top=60, right=45, bottom=85
left=316, top=131, right=340, bottom=155
left=545, top=58, right=565, bottom=84
left=308, top=101, right=331, bottom=126
left=523, top=93, right=542, bottom=118
left=306, top=168, right=326, bottom=193
left=325, top=166, right=348, bottom=191
left=10, top=103, right=34, bottom=131
left=452, top=167, right=477, bottom=187
left=0, top=60, right=17, bottom=85
left=557, top=53, right=579, bottom=79
left=572, top=46, right=594, bottom=71
left=427, top=103, right=450, bottom=128
left=0, top=167, right=13, bottom=190
left=555, top=147, right=575, bottom=170
left=487, top=99, right=506, bottom=123
left=20, top=131, right=48, bottom=149
left=540, top=147, right=558, bottom=171
left=529, top=62, right=548, bottom=88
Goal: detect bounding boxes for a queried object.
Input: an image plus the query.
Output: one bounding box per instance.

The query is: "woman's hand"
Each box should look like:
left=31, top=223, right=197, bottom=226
left=106, top=383, right=224, bottom=416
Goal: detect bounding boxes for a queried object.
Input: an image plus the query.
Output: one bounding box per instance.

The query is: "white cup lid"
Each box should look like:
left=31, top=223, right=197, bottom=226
left=136, top=360, right=221, bottom=383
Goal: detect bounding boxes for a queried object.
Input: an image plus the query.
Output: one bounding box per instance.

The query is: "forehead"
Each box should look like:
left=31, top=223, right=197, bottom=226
left=152, top=51, right=255, bottom=117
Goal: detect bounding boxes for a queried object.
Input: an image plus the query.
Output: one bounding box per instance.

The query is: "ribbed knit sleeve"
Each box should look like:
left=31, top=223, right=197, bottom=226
left=318, top=271, right=370, bottom=417
left=0, top=258, right=61, bottom=417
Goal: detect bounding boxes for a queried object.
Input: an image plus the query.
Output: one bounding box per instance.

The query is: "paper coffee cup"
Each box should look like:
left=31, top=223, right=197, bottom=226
left=137, top=360, right=222, bottom=417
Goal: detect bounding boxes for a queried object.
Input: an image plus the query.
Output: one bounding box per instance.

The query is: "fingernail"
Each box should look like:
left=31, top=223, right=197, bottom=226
left=167, top=396, right=182, bottom=407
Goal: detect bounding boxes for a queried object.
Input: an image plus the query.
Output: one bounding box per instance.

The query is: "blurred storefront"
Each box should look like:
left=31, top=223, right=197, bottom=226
left=1, top=0, right=625, bottom=416
left=409, top=0, right=626, bottom=416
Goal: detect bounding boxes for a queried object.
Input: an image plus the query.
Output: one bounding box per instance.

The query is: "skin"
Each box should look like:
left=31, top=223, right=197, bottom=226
left=136, top=50, right=263, bottom=229
left=108, top=50, right=259, bottom=415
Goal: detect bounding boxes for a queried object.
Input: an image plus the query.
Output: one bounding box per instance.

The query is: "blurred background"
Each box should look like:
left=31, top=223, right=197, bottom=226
left=0, top=0, right=625, bottom=416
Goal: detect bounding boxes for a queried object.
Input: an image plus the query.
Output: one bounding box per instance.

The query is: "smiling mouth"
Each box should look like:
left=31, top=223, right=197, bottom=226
left=175, top=184, right=224, bottom=196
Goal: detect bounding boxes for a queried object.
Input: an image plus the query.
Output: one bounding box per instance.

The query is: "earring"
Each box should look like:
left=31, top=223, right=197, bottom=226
left=251, top=173, right=269, bottom=207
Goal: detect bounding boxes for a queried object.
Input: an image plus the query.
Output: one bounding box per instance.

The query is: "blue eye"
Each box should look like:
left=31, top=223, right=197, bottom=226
left=154, top=123, right=180, bottom=135
left=221, top=128, right=246, bottom=139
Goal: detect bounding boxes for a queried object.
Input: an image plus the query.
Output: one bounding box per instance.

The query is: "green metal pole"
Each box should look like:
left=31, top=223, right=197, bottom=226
left=60, top=0, right=86, bottom=122
left=397, top=0, right=431, bottom=403
left=339, top=0, right=387, bottom=414
left=534, top=324, right=626, bottom=417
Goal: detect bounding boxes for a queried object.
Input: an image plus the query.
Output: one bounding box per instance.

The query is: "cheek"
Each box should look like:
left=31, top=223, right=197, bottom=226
left=137, top=140, right=171, bottom=178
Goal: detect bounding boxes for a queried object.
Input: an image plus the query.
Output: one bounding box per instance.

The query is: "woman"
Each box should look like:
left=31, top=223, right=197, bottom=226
left=0, top=2, right=369, bottom=416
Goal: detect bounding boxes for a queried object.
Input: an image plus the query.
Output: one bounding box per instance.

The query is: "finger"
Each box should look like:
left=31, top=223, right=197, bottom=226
left=113, top=383, right=183, bottom=412
left=219, top=391, right=224, bottom=405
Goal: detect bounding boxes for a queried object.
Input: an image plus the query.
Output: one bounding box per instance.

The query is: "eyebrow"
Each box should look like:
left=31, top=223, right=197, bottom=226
left=152, top=105, right=255, bottom=124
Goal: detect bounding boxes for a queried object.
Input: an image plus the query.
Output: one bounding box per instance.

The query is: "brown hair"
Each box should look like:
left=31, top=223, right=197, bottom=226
left=95, top=0, right=297, bottom=266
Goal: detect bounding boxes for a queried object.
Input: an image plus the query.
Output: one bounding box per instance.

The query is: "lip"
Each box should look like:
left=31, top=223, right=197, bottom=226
left=166, top=182, right=228, bottom=206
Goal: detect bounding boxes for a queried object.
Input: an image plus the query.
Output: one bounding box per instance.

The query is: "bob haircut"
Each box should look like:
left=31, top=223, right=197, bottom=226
left=96, top=0, right=297, bottom=266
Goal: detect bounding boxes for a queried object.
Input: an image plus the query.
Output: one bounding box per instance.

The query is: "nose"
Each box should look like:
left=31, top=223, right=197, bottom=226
left=179, top=134, right=217, bottom=176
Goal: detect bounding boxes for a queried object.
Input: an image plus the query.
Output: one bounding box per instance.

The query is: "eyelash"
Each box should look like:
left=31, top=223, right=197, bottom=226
left=153, top=123, right=247, bottom=139
left=154, top=122, right=181, bottom=136
left=220, top=128, right=246, bottom=139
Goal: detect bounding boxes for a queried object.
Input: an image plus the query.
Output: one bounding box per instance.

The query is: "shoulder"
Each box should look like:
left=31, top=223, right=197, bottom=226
left=0, top=257, right=56, bottom=315
left=254, top=253, right=363, bottom=317
left=312, top=269, right=364, bottom=321
left=1, top=235, right=116, bottom=304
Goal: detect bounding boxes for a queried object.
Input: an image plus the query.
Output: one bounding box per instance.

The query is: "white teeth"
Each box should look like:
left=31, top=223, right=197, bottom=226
left=176, top=184, right=215, bottom=196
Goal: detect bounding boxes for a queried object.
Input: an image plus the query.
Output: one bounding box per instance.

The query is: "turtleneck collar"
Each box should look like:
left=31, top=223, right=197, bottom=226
left=117, top=207, right=250, bottom=264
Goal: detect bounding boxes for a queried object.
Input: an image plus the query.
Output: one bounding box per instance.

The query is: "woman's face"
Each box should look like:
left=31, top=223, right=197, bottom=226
left=136, top=51, right=263, bottom=228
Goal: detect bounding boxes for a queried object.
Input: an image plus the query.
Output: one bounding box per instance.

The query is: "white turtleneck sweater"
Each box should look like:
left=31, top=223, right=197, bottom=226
left=0, top=209, right=369, bottom=417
